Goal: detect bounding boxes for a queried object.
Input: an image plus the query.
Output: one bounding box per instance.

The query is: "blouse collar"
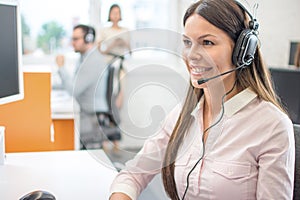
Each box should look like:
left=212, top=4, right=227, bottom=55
left=191, top=88, right=257, bottom=118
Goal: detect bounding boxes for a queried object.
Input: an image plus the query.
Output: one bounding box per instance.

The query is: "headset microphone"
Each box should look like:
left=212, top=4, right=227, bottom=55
left=197, top=63, right=246, bottom=85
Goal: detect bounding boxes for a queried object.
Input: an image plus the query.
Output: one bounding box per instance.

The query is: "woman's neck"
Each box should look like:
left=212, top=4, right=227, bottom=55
left=111, top=22, right=120, bottom=29
left=202, top=83, right=240, bottom=129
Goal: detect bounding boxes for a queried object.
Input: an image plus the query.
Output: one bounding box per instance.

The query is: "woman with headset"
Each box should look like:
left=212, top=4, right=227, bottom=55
left=109, top=0, right=295, bottom=199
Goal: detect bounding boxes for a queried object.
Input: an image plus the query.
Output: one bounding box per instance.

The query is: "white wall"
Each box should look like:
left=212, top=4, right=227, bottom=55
left=257, top=0, right=300, bottom=67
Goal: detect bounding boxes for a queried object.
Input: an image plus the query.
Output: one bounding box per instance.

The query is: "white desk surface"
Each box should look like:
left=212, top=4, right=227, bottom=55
left=0, top=150, right=118, bottom=200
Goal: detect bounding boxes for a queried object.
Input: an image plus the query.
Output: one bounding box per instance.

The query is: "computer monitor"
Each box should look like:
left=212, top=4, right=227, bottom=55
left=0, top=0, right=24, bottom=105
left=269, top=67, right=300, bottom=124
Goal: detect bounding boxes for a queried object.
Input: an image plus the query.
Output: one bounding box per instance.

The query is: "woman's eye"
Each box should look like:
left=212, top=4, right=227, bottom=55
left=203, top=40, right=214, bottom=46
left=183, top=39, right=192, bottom=47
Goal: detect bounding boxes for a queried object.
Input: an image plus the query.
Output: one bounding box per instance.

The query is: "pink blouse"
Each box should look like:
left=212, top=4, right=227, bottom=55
left=110, top=88, right=295, bottom=200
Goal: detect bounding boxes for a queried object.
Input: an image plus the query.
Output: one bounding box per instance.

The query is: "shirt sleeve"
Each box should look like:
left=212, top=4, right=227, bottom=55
left=109, top=104, right=182, bottom=200
left=256, top=116, right=295, bottom=200
left=72, top=49, right=105, bottom=97
left=58, top=65, right=74, bottom=94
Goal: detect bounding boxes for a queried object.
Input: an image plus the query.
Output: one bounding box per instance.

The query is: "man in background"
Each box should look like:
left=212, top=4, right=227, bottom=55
left=56, top=24, right=109, bottom=149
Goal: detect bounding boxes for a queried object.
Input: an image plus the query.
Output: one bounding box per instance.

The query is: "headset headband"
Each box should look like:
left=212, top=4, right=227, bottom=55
left=235, top=1, right=259, bottom=31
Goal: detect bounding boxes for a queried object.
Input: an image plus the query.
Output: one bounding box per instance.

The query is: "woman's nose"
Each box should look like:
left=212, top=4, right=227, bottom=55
left=187, top=45, right=203, bottom=61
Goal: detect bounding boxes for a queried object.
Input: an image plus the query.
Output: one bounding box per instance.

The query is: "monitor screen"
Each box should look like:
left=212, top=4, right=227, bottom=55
left=0, top=0, right=23, bottom=105
left=269, top=67, right=300, bottom=124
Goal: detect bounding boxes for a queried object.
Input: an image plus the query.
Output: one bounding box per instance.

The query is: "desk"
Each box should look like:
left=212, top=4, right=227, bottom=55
left=0, top=150, right=117, bottom=199
left=51, top=89, right=80, bottom=150
left=51, top=89, right=80, bottom=119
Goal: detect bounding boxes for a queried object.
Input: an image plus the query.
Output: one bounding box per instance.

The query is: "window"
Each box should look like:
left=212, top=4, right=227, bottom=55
left=20, top=0, right=89, bottom=59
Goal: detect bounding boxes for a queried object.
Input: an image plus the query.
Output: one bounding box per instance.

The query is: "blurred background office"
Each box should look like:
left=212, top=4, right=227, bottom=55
left=20, top=0, right=300, bottom=65
left=20, top=0, right=300, bottom=151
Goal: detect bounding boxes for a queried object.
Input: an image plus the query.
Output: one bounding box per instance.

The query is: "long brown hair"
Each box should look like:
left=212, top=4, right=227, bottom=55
left=294, top=43, right=300, bottom=68
left=161, top=0, right=284, bottom=199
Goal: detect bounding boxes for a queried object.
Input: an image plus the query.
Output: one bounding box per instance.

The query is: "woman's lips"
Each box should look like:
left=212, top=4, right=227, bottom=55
left=190, top=66, right=213, bottom=76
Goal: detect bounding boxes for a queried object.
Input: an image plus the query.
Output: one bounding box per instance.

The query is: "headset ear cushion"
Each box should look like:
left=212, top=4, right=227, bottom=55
left=85, top=32, right=94, bottom=43
left=232, top=29, right=258, bottom=66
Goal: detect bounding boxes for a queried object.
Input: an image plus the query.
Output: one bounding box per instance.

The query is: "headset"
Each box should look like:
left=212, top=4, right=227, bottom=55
left=84, top=26, right=95, bottom=43
left=197, top=2, right=259, bottom=85
left=232, top=1, right=259, bottom=67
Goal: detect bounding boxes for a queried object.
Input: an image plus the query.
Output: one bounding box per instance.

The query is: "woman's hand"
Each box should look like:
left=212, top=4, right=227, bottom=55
left=109, top=192, right=132, bottom=200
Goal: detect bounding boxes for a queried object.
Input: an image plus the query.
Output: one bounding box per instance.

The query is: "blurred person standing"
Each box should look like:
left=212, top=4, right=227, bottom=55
left=56, top=24, right=109, bottom=149
left=97, top=4, right=131, bottom=152
left=97, top=4, right=131, bottom=58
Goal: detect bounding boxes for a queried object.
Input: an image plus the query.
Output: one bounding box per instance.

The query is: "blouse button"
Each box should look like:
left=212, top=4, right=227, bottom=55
left=227, top=168, right=234, bottom=176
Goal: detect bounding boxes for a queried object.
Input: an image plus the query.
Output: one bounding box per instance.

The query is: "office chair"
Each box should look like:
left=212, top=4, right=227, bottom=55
left=294, top=123, right=300, bottom=199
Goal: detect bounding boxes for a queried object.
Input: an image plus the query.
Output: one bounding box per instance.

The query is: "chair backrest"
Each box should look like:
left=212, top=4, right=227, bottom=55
left=269, top=68, right=300, bottom=124
left=106, top=65, right=121, bottom=125
left=294, top=124, right=300, bottom=199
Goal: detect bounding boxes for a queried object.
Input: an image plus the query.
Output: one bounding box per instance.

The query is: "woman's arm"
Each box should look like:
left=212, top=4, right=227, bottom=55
left=256, top=118, right=295, bottom=199
left=109, top=104, right=182, bottom=199
left=110, top=192, right=131, bottom=200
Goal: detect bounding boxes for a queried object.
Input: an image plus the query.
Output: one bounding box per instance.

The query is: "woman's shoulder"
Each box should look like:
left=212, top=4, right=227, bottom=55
left=119, top=26, right=129, bottom=31
left=236, top=95, right=292, bottom=133
left=100, top=26, right=129, bottom=37
left=99, top=26, right=113, bottom=34
left=259, top=99, right=288, bottom=117
left=255, top=100, right=294, bottom=154
left=255, top=99, right=293, bottom=130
